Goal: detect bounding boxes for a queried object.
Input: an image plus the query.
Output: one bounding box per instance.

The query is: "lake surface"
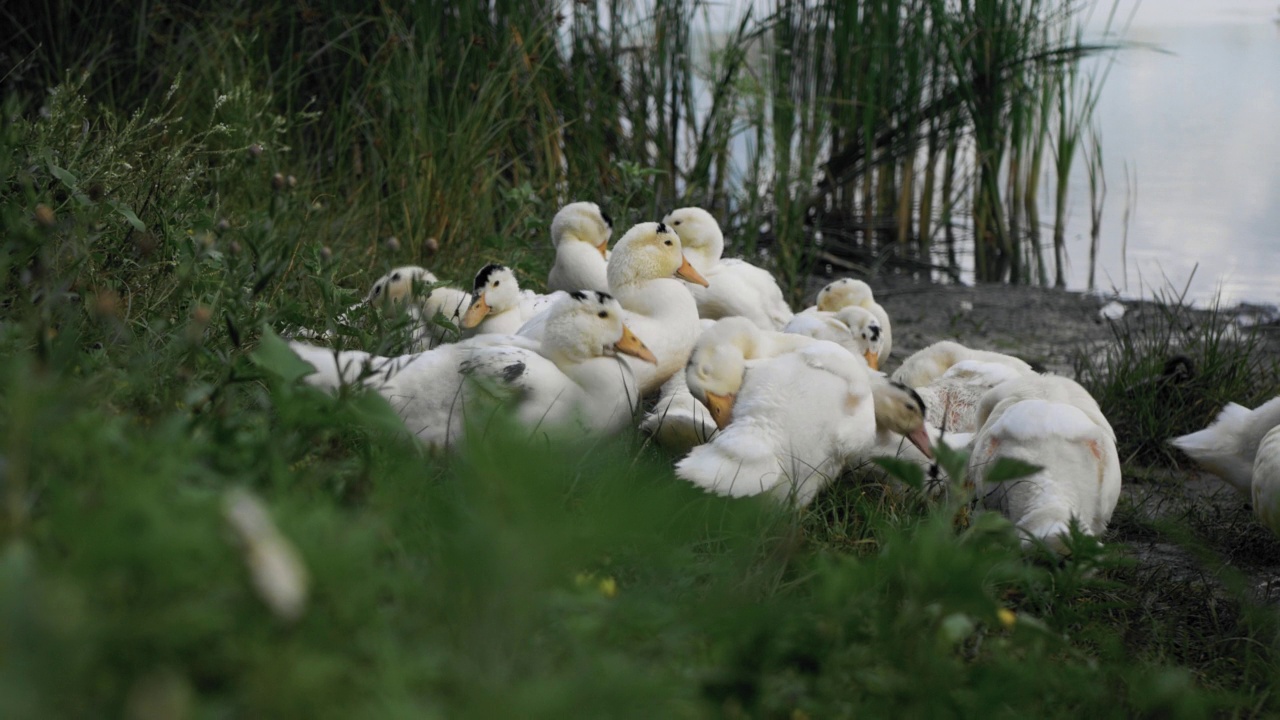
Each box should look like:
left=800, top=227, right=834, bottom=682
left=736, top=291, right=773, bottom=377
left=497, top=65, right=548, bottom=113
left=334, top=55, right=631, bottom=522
left=1056, top=0, right=1280, bottom=305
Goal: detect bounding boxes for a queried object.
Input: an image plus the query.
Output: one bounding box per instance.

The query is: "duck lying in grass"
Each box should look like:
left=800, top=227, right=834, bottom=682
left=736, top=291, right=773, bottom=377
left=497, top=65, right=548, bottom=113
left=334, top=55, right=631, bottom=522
left=891, top=340, right=1037, bottom=433
left=799, top=278, right=894, bottom=362
left=520, top=221, right=708, bottom=397
left=461, top=263, right=561, bottom=336
left=1171, top=397, right=1280, bottom=534
left=366, top=265, right=438, bottom=305
left=547, top=201, right=613, bottom=294
left=783, top=305, right=884, bottom=370
left=662, top=207, right=794, bottom=331
left=290, top=291, right=656, bottom=450
left=967, top=374, right=1121, bottom=552
left=365, top=265, right=472, bottom=350
left=891, top=339, right=1034, bottom=388
left=674, top=317, right=930, bottom=507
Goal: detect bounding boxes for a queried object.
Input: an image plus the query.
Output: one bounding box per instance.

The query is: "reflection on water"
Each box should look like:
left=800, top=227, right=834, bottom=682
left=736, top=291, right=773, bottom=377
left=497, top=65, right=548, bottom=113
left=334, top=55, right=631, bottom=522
left=1054, top=0, right=1280, bottom=305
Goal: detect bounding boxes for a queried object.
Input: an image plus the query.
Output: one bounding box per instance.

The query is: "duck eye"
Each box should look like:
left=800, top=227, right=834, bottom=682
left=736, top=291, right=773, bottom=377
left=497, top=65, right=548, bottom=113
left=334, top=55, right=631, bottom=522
left=598, top=311, right=608, bottom=318
left=664, top=240, right=673, bottom=246
left=673, top=220, right=681, bottom=226
left=373, top=285, right=382, bottom=295
left=493, top=281, right=500, bottom=287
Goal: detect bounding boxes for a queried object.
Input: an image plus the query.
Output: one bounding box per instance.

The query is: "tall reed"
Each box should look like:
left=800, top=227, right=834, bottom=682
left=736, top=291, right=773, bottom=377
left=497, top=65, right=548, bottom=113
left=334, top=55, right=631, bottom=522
left=3, top=0, right=1122, bottom=295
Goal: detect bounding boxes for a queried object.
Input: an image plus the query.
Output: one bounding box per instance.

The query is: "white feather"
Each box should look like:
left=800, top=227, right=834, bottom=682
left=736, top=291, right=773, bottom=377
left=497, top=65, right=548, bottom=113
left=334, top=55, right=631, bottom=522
left=968, top=379, right=1121, bottom=552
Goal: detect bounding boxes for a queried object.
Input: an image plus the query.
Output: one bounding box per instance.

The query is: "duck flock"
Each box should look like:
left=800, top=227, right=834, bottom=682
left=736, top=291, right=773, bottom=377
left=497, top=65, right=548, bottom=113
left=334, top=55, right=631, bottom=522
left=288, top=201, right=1280, bottom=552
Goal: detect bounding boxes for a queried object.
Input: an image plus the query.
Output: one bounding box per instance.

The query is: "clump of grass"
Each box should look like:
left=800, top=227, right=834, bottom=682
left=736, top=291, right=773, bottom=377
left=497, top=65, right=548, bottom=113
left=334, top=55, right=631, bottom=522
left=1074, top=282, right=1280, bottom=467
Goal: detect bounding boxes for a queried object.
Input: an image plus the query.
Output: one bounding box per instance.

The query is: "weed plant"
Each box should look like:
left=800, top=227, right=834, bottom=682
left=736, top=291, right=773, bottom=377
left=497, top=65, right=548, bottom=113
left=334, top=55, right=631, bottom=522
left=1075, top=282, right=1280, bottom=467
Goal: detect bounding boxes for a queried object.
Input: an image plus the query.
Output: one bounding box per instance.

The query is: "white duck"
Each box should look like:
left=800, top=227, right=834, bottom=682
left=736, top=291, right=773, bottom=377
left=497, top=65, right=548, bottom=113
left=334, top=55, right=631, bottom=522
left=369, top=265, right=474, bottom=351
left=675, top=318, right=931, bottom=507
left=783, top=305, right=884, bottom=370
left=521, top=220, right=708, bottom=397
left=890, top=340, right=1034, bottom=389
left=413, top=286, right=473, bottom=350
left=639, top=316, right=802, bottom=454
left=966, top=374, right=1120, bottom=552
left=290, top=291, right=656, bottom=450
left=911, top=359, right=1034, bottom=434
left=461, top=264, right=561, bottom=336
left=662, top=207, right=794, bottom=331
left=366, top=265, right=438, bottom=306
left=608, top=222, right=710, bottom=395
left=639, top=370, right=720, bottom=454
left=293, top=265, right=446, bottom=345
left=1171, top=397, right=1280, bottom=533
left=801, top=278, right=894, bottom=362
left=547, top=201, right=613, bottom=294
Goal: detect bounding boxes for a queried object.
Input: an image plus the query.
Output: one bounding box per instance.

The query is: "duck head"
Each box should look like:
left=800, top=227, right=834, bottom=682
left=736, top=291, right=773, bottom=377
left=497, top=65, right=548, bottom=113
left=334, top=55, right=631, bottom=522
left=365, top=265, right=437, bottom=306
left=551, top=201, right=613, bottom=259
left=661, top=206, right=724, bottom=272
left=816, top=277, right=875, bottom=312
left=833, top=305, right=883, bottom=370
left=872, top=380, right=933, bottom=459
left=684, top=317, right=758, bottom=430
left=462, top=263, right=523, bottom=328
left=541, top=290, right=657, bottom=366
left=606, top=221, right=709, bottom=291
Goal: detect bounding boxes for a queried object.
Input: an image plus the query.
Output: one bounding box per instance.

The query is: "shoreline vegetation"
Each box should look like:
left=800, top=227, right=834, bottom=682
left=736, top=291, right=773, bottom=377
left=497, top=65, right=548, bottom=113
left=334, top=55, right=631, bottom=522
left=5, top=1, right=1280, bottom=717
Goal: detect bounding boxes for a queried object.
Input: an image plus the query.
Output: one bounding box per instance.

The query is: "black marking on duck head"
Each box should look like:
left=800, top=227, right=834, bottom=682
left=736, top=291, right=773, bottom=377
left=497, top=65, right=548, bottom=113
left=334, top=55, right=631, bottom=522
left=501, top=361, right=526, bottom=383
left=601, top=209, right=613, bottom=228
left=391, top=271, right=402, bottom=282
left=473, top=263, right=505, bottom=292
left=656, top=222, right=670, bottom=234
left=594, top=291, right=613, bottom=304
left=892, top=381, right=927, bottom=417
left=866, top=323, right=882, bottom=342
left=570, top=290, right=589, bottom=301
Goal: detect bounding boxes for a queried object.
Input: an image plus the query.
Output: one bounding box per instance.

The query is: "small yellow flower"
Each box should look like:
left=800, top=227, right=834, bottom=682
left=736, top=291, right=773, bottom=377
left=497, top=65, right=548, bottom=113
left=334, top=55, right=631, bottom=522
left=598, top=577, right=618, bottom=599
left=997, top=608, right=1017, bottom=628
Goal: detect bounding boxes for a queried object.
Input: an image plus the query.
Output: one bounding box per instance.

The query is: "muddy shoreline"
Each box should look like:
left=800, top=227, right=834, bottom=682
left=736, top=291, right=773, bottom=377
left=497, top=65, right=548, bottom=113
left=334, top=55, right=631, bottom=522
left=852, top=277, right=1280, bottom=601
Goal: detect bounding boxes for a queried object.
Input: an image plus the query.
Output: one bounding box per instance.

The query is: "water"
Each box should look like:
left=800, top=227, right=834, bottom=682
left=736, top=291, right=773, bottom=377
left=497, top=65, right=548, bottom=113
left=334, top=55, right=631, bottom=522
left=1060, top=0, right=1280, bottom=305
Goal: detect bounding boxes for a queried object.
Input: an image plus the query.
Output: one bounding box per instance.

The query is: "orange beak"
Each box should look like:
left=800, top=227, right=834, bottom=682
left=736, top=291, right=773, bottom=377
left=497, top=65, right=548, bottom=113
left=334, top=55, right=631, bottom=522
left=461, top=293, right=491, bottom=329
left=614, top=324, right=657, bottom=364
left=704, top=391, right=735, bottom=430
left=596, top=240, right=609, bottom=259
left=675, top=255, right=710, bottom=287
left=863, top=349, right=880, bottom=371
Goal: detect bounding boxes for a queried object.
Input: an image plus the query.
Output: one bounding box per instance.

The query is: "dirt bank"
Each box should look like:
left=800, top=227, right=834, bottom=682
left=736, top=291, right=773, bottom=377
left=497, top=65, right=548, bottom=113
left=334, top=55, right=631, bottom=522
left=852, top=277, right=1280, bottom=601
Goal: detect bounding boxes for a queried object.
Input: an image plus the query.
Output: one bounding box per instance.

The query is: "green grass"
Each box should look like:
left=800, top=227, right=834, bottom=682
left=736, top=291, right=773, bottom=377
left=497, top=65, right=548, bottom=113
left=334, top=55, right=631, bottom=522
left=1074, top=282, right=1280, bottom=467
left=3, top=2, right=1280, bottom=717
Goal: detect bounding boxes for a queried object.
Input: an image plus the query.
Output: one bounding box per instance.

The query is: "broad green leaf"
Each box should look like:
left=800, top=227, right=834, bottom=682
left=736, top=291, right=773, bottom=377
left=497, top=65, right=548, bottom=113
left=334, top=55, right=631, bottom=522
left=108, top=199, right=146, bottom=231
left=984, top=458, right=1043, bottom=484
left=871, top=456, right=926, bottom=489
left=933, top=438, right=971, bottom=482
left=48, top=163, right=78, bottom=188
left=251, top=326, right=317, bottom=385
left=347, top=391, right=412, bottom=438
